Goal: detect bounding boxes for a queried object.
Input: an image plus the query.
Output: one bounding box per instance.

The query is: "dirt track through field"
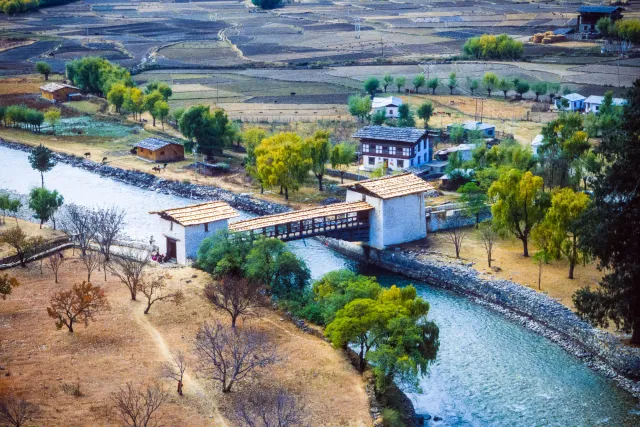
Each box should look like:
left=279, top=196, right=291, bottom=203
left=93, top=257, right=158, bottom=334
left=132, top=308, right=228, bottom=426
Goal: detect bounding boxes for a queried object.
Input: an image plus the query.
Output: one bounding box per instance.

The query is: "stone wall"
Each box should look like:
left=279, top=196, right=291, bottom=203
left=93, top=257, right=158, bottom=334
left=320, top=237, right=640, bottom=397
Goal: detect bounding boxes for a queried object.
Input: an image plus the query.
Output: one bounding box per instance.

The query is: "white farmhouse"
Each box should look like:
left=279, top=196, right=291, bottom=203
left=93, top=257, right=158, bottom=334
left=583, top=95, right=627, bottom=114
left=342, top=173, right=433, bottom=249
left=531, top=134, right=544, bottom=156
left=150, top=201, right=238, bottom=264
left=371, top=96, right=403, bottom=118
left=555, top=93, right=585, bottom=111
left=354, top=126, right=431, bottom=172
left=434, top=143, right=477, bottom=162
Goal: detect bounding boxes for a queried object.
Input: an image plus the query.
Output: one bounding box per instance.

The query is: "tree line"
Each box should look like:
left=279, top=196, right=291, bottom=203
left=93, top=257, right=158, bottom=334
left=462, top=34, right=524, bottom=60
left=0, top=105, right=61, bottom=133
left=597, top=17, right=640, bottom=43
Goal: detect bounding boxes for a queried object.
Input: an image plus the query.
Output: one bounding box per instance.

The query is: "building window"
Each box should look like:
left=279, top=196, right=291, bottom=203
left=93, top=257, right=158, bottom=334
left=403, top=147, right=411, bottom=157
left=368, top=156, right=375, bottom=165
left=363, top=144, right=370, bottom=152
left=397, top=159, right=404, bottom=168
left=375, top=145, right=382, bottom=154
left=160, top=151, right=165, bottom=155
left=389, top=109, right=393, bottom=115
left=389, top=146, right=396, bottom=155
left=204, top=223, right=209, bottom=232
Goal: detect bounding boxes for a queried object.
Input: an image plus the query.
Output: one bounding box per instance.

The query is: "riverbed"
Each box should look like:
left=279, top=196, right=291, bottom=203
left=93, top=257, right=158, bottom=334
left=1, top=144, right=639, bottom=425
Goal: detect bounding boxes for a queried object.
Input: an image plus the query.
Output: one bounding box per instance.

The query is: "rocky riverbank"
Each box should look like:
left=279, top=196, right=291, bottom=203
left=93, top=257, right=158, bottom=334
left=321, top=238, right=640, bottom=399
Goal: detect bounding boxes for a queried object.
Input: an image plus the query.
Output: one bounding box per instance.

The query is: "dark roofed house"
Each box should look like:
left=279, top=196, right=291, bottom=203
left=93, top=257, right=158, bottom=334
left=134, top=138, right=185, bottom=163
left=353, top=126, right=431, bottom=172
left=577, top=5, right=623, bottom=33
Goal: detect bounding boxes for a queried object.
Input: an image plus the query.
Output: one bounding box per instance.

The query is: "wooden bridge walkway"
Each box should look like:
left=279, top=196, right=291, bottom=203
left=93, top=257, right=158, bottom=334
left=228, top=201, right=373, bottom=242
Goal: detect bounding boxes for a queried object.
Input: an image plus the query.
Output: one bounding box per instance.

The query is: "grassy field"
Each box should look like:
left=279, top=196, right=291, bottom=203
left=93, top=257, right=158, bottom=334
left=0, top=252, right=370, bottom=425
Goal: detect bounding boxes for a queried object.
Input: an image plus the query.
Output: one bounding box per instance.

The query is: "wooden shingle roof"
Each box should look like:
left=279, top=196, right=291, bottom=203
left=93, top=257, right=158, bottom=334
left=40, top=83, right=79, bottom=93
left=228, top=201, right=373, bottom=233
left=340, top=173, right=434, bottom=199
left=150, top=201, right=238, bottom=226
left=134, top=137, right=180, bottom=151
left=353, top=126, right=426, bottom=143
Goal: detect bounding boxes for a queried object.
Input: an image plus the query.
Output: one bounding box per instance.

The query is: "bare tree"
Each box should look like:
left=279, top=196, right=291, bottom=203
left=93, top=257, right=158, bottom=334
left=445, top=215, right=470, bottom=259
left=59, top=204, right=98, bottom=257
left=161, top=350, right=187, bottom=396
left=111, top=382, right=167, bottom=427
left=138, top=275, right=184, bottom=315
left=46, top=281, right=110, bottom=333
left=46, top=252, right=65, bottom=283
left=0, top=395, right=40, bottom=427
left=204, top=274, right=263, bottom=328
left=478, top=220, right=499, bottom=268
left=80, top=249, right=102, bottom=282
left=108, top=249, right=150, bottom=301
left=194, top=320, right=279, bottom=393
left=95, top=206, right=126, bottom=261
left=233, top=387, right=308, bottom=427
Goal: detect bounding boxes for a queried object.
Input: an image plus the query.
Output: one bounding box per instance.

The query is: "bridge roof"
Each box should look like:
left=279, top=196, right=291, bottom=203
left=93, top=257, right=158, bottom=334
left=150, top=201, right=238, bottom=226
left=228, top=201, right=373, bottom=232
left=341, top=173, right=434, bottom=199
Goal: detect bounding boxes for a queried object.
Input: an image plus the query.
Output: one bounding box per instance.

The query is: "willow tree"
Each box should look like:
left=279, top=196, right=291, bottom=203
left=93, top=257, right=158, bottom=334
left=305, top=130, right=331, bottom=191
left=256, top=132, right=311, bottom=200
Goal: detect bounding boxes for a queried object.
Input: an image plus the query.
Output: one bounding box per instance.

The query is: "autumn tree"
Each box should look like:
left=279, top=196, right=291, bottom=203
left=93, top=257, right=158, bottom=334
left=108, top=249, right=150, bottom=301
left=0, top=274, right=19, bottom=300
left=488, top=169, right=548, bottom=257
left=44, top=107, right=61, bottom=134
left=477, top=220, right=499, bottom=268
left=107, top=82, right=127, bottom=113
left=243, top=127, right=268, bottom=193
left=305, top=130, right=331, bottom=191
left=0, top=227, right=41, bottom=267
left=417, top=101, right=434, bottom=129
left=233, top=387, right=308, bottom=427
left=111, top=382, right=167, bottom=427
left=194, top=320, right=279, bottom=393
left=47, top=252, right=65, bottom=283
left=28, top=187, right=63, bottom=229
left=47, top=281, right=110, bottom=333
left=0, top=395, right=40, bottom=427
left=534, top=188, right=590, bottom=279
left=482, top=72, right=498, bottom=97
left=330, top=142, right=355, bottom=184
left=28, top=144, right=57, bottom=188
left=123, top=87, right=144, bottom=120
left=138, top=274, right=184, bottom=314
left=161, top=351, right=187, bottom=396
left=204, top=274, right=263, bottom=327
left=255, top=132, right=311, bottom=200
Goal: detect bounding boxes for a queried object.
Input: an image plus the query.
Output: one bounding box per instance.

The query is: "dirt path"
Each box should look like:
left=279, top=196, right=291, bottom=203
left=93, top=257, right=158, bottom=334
left=132, top=309, right=228, bottom=426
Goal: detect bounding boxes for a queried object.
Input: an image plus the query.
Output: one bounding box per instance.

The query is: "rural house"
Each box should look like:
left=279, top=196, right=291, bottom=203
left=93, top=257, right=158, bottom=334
left=150, top=201, right=239, bottom=264
left=371, top=96, right=403, bottom=118
left=434, top=143, right=477, bottom=162
left=577, top=5, right=623, bottom=33
left=353, top=126, right=431, bottom=172
left=342, top=173, right=433, bottom=249
left=448, top=121, right=496, bottom=138
left=583, top=95, right=627, bottom=114
left=40, top=82, right=80, bottom=103
left=134, top=138, right=185, bottom=163
left=531, top=134, right=544, bottom=156
left=555, top=93, right=586, bottom=111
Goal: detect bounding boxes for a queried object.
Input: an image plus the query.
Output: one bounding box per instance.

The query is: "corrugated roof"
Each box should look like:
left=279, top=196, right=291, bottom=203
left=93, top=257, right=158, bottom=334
left=372, top=96, right=403, bottom=109
left=150, top=201, right=238, bottom=226
left=577, top=6, right=620, bottom=14
left=562, top=93, right=586, bottom=101
left=461, top=121, right=495, bottom=131
left=340, top=173, right=434, bottom=199
left=134, top=137, right=180, bottom=151
left=584, top=95, right=627, bottom=106
left=40, top=82, right=79, bottom=92
left=228, top=201, right=374, bottom=232
left=353, top=126, right=427, bottom=143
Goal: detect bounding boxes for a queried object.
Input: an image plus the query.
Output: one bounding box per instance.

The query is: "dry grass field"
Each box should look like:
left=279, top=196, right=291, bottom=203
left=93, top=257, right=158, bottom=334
left=0, top=252, right=371, bottom=426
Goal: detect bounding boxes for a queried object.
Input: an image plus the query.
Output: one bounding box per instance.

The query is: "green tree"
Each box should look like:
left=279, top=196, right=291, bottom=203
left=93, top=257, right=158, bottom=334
left=242, top=127, right=268, bottom=193
left=330, top=142, right=355, bottom=184
left=458, top=182, right=487, bottom=228
left=28, top=187, right=64, bottom=229
left=371, top=109, right=386, bottom=125
left=123, top=87, right=144, bottom=120
left=515, top=81, right=530, bottom=99
left=395, top=76, right=406, bottom=93
left=305, top=130, right=331, bottom=191
left=28, top=144, right=57, bottom=188
left=154, top=100, right=170, bottom=131
left=197, top=230, right=252, bottom=277
left=0, top=194, right=21, bottom=225
left=427, top=78, right=439, bottom=95
left=44, top=107, right=61, bottom=134
left=463, top=34, right=523, bottom=59
left=467, top=77, right=479, bottom=95
left=532, top=82, right=548, bottom=102
left=107, top=82, right=127, bottom=113
left=251, top=0, right=282, bottom=9
left=482, top=72, right=498, bottom=97
left=348, top=95, right=372, bottom=122
left=532, top=249, right=551, bottom=290
left=382, top=73, right=393, bottom=93
left=66, top=56, right=132, bottom=95
left=573, top=80, right=640, bottom=343
left=534, top=188, right=590, bottom=279
left=412, top=74, right=426, bottom=93
left=35, top=61, right=51, bottom=80
left=547, top=82, right=561, bottom=104
left=364, top=77, right=380, bottom=97
left=397, top=104, right=415, bottom=127
left=256, top=132, right=311, bottom=200
left=144, top=81, right=172, bottom=100
left=498, top=78, right=512, bottom=99
left=179, top=106, right=236, bottom=159
left=448, top=72, right=458, bottom=95
left=488, top=169, right=548, bottom=257
left=143, top=90, right=164, bottom=126
left=417, top=101, right=434, bottom=129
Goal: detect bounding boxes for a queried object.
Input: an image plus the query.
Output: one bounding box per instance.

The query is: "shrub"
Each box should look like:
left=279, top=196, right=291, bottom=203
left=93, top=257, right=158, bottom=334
left=382, top=408, right=403, bottom=427
left=251, top=0, right=282, bottom=9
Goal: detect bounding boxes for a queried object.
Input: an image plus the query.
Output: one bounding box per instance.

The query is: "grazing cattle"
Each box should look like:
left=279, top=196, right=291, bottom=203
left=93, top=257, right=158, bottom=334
left=84, top=152, right=91, bottom=158
left=102, top=157, right=107, bottom=163
left=152, top=166, right=162, bottom=173
left=163, top=163, right=168, bottom=169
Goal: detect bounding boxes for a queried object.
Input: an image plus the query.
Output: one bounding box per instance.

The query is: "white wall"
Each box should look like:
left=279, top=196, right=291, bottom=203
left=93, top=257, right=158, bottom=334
left=154, top=217, right=186, bottom=264
left=184, top=220, right=228, bottom=262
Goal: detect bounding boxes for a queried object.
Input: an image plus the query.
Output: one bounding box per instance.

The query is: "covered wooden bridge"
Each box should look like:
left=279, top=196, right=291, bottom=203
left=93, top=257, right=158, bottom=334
left=228, top=201, right=374, bottom=242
